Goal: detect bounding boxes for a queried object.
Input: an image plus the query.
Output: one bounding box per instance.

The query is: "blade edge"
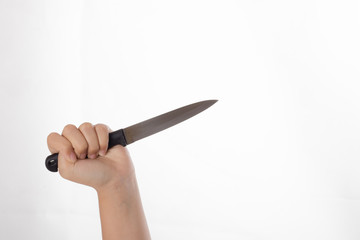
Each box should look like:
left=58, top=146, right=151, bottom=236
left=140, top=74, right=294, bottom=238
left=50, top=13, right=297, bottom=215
left=123, top=100, right=217, bottom=144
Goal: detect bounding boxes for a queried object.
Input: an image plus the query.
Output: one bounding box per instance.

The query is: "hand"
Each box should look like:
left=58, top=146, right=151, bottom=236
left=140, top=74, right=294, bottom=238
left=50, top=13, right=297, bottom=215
left=47, top=122, right=135, bottom=191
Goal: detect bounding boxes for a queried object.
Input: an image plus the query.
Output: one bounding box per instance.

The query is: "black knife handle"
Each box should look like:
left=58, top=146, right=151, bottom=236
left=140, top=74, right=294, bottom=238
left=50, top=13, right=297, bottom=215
left=45, top=129, right=127, bottom=172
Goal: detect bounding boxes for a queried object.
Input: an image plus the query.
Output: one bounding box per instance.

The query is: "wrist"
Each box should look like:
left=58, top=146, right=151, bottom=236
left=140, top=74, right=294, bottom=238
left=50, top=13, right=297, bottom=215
left=95, top=174, right=139, bottom=202
left=96, top=172, right=151, bottom=240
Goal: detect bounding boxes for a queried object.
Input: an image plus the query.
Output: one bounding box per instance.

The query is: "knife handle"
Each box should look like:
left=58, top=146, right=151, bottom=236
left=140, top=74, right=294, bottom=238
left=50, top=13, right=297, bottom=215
left=45, top=129, right=127, bottom=172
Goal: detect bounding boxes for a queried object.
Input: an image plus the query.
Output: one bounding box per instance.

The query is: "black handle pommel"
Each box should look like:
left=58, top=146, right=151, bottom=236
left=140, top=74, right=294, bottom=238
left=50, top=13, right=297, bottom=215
left=45, top=153, right=59, bottom=172
left=45, top=129, right=127, bottom=172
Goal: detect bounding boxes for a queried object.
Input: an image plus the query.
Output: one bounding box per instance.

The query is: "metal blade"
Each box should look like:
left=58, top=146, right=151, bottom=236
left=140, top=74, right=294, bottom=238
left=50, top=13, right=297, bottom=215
left=123, top=100, right=217, bottom=144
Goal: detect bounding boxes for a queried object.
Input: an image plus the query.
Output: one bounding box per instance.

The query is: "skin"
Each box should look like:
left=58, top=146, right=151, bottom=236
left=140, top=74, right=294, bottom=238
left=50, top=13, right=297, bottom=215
left=47, top=122, right=151, bottom=240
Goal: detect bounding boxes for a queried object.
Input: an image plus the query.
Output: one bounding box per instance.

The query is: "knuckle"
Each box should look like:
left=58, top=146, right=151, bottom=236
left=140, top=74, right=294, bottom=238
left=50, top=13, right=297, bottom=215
left=62, top=124, right=77, bottom=135
left=79, top=122, right=93, bottom=132
left=95, top=123, right=109, bottom=132
left=47, top=132, right=59, bottom=143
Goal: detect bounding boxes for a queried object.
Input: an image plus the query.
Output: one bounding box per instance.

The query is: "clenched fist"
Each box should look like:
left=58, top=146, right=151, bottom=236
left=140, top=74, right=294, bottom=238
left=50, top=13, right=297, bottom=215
left=47, top=122, right=135, bottom=191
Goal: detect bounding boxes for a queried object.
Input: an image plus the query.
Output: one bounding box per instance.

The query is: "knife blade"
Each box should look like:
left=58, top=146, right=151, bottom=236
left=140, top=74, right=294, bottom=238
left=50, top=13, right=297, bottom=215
left=45, top=99, right=217, bottom=172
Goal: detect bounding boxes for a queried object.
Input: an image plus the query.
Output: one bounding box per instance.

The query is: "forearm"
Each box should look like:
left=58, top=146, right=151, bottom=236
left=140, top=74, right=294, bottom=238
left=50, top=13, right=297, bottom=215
left=96, top=176, right=151, bottom=240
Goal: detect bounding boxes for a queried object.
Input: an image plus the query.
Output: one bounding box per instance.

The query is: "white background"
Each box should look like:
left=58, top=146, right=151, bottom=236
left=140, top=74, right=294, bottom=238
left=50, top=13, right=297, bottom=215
left=1, top=0, right=360, bottom=239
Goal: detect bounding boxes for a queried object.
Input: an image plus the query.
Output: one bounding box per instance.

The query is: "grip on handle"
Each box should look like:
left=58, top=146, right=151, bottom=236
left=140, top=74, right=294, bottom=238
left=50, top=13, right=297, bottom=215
left=45, top=129, right=127, bottom=172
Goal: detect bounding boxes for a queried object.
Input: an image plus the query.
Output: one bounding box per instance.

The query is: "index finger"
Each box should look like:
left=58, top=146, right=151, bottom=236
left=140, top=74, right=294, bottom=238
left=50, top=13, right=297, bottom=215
left=94, top=124, right=111, bottom=156
left=47, top=132, right=76, bottom=163
left=47, top=132, right=72, bottom=153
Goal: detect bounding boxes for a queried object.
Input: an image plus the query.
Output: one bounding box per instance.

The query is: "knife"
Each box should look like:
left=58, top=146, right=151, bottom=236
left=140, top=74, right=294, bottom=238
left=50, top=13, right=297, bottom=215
left=45, top=99, right=217, bottom=172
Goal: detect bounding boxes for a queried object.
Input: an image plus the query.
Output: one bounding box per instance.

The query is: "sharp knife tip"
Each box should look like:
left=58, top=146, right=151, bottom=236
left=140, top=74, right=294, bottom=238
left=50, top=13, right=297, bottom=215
left=207, top=99, right=218, bottom=104
left=198, top=99, right=218, bottom=108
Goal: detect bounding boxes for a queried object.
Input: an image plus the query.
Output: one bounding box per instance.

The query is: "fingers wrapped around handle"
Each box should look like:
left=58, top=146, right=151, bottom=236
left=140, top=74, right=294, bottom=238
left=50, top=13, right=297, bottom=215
left=45, top=126, right=127, bottom=172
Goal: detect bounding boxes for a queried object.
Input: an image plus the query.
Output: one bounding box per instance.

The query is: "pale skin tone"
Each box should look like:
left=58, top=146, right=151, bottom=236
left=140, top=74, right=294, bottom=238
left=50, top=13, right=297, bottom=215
left=47, top=122, right=151, bottom=240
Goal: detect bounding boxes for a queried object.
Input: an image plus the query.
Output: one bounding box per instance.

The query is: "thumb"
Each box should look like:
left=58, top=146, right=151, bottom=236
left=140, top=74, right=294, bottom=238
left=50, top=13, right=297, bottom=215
left=58, top=149, right=76, bottom=179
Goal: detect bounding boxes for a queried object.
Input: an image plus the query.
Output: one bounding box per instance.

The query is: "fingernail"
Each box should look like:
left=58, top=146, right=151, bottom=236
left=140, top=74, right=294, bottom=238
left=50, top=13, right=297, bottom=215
left=80, top=153, right=86, bottom=159
left=89, top=154, right=97, bottom=159
left=69, top=152, right=77, bottom=163
left=99, top=150, right=106, bottom=156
